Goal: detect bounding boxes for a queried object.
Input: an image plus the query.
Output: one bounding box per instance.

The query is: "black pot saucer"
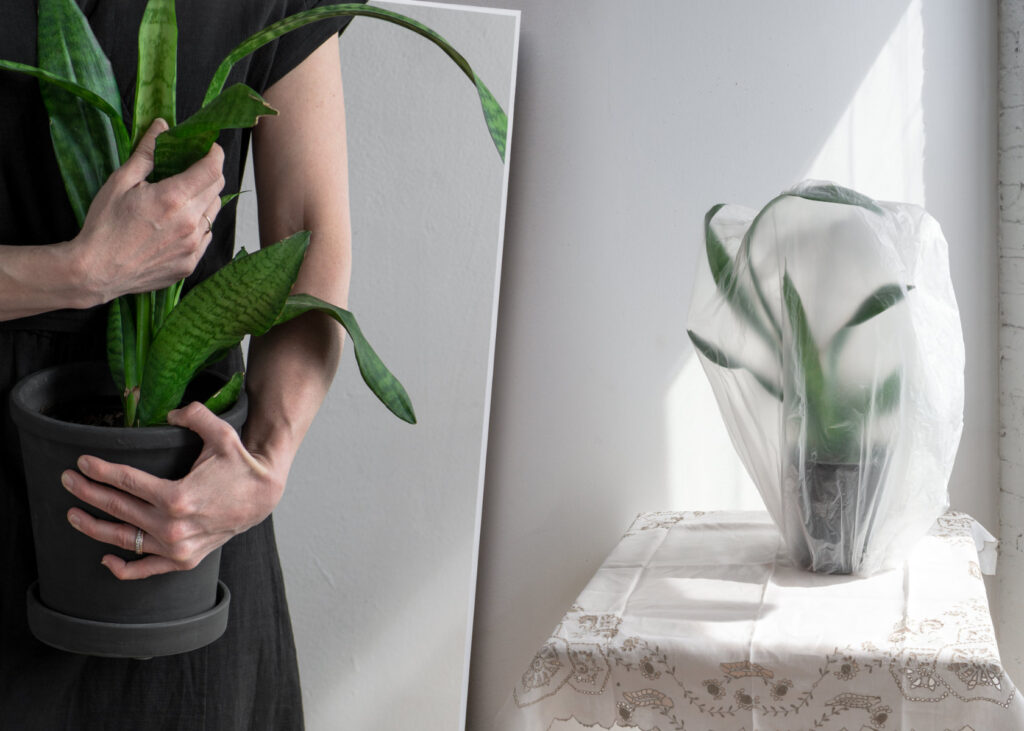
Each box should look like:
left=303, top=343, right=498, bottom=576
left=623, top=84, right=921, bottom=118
left=26, top=580, right=231, bottom=659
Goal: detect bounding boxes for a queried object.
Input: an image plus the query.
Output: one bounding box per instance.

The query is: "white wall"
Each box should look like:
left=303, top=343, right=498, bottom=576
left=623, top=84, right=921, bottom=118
left=237, top=4, right=517, bottom=729
left=465, top=1, right=998, bottom=728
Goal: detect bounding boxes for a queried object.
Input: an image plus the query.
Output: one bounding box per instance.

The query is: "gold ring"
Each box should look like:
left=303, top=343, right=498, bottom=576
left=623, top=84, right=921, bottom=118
left=203, top=214, right=213, bottom=235
left=134, top=527, right=144, bottom=555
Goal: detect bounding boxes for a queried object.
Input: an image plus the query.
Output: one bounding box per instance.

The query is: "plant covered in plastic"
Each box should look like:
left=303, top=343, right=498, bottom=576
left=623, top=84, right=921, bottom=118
left=0, top=0, right=507, bottom=426
left=687, top=181, right=963, bottom=575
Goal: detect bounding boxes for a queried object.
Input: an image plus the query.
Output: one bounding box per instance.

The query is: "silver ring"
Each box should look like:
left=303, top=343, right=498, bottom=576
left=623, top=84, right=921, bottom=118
left=203, top=214, right=213, bottom=235
left=134, top=527, right=144, bottom=555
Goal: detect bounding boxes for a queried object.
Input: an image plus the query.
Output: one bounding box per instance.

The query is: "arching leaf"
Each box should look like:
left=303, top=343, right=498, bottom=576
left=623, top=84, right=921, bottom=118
left=204, top=3, right=507, bottom=160
left=275, top=294, right=415, bottom=424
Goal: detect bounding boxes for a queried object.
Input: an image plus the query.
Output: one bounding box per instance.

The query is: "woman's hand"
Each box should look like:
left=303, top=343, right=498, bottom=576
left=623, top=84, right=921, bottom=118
left=72, top=119, right=225, bottom=304
left=60, top=402, right=286, bottom=580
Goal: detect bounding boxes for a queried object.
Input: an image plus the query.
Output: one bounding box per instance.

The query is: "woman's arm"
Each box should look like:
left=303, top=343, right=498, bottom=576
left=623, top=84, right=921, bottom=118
left=244, top=33, right=351, bottom=475
left=0, top=120, right=224, bottom=320
left=62, top=37, right=352, bottom=578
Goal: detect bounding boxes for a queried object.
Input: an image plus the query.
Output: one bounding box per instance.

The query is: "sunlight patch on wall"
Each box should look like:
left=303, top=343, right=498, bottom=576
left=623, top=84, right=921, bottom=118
left=804, top=0, right=925, bottom=205
left=665, top=355, right=764, bottom=511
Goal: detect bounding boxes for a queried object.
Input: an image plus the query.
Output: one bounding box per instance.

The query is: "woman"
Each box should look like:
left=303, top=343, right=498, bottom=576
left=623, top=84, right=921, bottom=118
left=0, top=2, right=360, bottom=727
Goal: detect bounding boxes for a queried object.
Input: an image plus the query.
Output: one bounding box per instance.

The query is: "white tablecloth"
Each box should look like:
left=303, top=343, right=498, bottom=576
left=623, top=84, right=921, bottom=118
left=496, top=511, right=1022, bottom=731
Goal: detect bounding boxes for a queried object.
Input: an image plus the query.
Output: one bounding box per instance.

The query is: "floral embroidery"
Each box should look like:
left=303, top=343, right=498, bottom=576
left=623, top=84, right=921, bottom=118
left=734, top=688, right=756, bottom=709
left=616, top=701, right=633, bottom=723
left=522, top=643, right=562, bottom=689
left=721, top=660, right=774, bottom=679
left=903, top=664, right=940, bottom=692
left=949, top=648, right=1003, bottom=691
left=623, top=688, right=673, bottom=709
left=568, top=647, right=603, bottom=685
left=639, top=656, right=661, bottom=680
left=576, top=613, right=621, bottom=639
left=769, top=678, right=794, bottom=701
left=703, top=679, right=726, bottom=699
left=826, top=692, right=883, bottom=710
left=626, top=510, right=706, bottom=533
left=834, top=659, right=860, bottom=681
left=870, top=704, right=893, bottom=727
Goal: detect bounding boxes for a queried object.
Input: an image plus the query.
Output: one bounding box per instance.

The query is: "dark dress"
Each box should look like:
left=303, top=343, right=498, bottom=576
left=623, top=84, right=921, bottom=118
left=0, top=2, right=360, bottom=727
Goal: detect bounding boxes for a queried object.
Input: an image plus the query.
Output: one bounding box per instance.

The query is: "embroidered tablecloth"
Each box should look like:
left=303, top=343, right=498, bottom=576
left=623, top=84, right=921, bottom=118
left=495, top=511, right=1022, bottom=731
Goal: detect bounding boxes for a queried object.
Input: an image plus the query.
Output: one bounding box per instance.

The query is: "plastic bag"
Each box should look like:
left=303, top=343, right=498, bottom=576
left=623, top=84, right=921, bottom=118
left=686, top=181, right=964, bottom=575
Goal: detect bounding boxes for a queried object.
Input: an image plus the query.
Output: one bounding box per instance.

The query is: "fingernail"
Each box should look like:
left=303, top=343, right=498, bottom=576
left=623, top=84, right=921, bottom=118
left=61, top=472, right=73, bottom=490
left=68, top=511, right=80, bottom=529
left=77, top=456, right=90, bottom=471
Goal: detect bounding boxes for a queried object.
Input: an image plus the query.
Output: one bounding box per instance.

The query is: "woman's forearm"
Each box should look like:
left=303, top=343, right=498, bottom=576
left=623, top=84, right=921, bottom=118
left=242, top=36, right=352, bottom=478
left=0, top=241, right=102, bottom=320
left=242, top=309, right=345, bottom=475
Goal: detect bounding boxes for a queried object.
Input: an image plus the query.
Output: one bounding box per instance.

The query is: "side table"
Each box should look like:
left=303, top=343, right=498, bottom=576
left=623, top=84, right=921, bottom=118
left=495, top=510, right=1023, bottom=730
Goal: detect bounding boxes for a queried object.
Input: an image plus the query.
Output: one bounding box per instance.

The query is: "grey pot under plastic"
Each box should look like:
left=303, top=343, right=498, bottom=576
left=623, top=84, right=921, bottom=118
left=10, top=362, right=247, bottom=658
left=796, top=453, right=886, bottom=575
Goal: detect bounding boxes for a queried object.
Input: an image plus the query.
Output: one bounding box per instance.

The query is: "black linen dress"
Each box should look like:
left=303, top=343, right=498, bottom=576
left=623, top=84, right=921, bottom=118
left=0, top=2, right=360, bottom=728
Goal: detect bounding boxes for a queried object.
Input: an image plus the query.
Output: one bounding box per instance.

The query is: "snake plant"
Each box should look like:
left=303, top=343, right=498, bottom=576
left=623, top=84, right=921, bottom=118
left=0, top=0, right=507, bottom=427
left=687, top=183, right=910, bottom=465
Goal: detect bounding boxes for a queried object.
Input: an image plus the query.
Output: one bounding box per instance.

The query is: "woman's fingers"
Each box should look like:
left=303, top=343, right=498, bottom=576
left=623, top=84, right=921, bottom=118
left=63, top=470, right=212, bottom=575
left=101, top=553, right=187, bottom=581
left=73, top=455, right=167, bottom=506
left=66, top=508, right=162, bottom=556
left=169, top=402, right=271, bottom=477
left=73, top=135, right=226, bottom=300
left=62, top=474, right=155, bottom=530
left=116, top=118, right=168, bottom=186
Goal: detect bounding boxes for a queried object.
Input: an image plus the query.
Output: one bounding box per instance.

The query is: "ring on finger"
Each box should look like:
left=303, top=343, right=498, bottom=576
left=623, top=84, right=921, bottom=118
left=202, top=214, right=213, bottom=235
left=134, top=526, right=144, bottom=555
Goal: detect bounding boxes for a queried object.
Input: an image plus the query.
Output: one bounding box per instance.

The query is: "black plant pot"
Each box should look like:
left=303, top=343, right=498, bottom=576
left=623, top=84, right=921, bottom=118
left=10, top=362, right=246, bottom=658
left=797, top=453, right=886, bottom=575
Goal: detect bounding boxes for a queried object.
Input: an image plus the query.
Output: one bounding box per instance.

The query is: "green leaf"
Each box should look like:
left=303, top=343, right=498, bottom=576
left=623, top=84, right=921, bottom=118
left=107, top=297, right=142, bottom=426
left=106, top=297, right=137, bottom=395
left=151, top=84, right=277, bottom=181
left=221, top=191, right=246, bottom=208
left=782, top=272, right=830, bottom=451
left=873, top=370, right=901, bottom=414
left=0, top=60, right=129, bottom=156
left=704, top=204, right=780, bottom=357
left=37, top=0, right=126, bottom=225
left=137, top=232, right=310, bottom=425
left=687, top=329, right=782, bottom=401
left=840, top=283, right=909, bottom=329
left=152, top=287, right=175, bottom=332
left=275, top=293, right=416, bottom=424
left=204, top=4, right=507, bottom=161
left=203, top=371, right=245, bottom=415
left=132, top=0, right=178, bottom=147
left=787, top=181, right=884, bottom=215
